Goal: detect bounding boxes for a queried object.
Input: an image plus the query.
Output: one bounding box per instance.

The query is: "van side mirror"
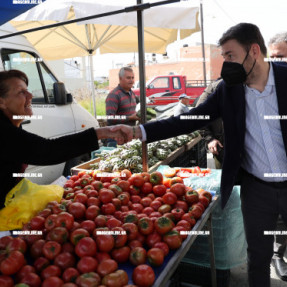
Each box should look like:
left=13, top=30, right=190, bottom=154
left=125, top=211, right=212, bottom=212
left=53, top=82, right=67, bottom=105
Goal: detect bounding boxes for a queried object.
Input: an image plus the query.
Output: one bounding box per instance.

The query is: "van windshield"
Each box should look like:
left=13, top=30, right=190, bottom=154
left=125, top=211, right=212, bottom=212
left=1, top=49, right=57, bottom=104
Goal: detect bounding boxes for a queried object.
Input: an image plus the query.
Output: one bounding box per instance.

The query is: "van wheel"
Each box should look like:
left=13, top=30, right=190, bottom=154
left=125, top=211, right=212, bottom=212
left=63, top=153, right=90, bottom=177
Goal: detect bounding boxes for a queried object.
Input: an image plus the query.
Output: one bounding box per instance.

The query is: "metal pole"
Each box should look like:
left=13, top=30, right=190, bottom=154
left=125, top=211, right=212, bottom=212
left=88, top=51, right=97, bottom=117
left=200, top=0, right=207, bottom=86
left=137, top=0, right=148, bottom=172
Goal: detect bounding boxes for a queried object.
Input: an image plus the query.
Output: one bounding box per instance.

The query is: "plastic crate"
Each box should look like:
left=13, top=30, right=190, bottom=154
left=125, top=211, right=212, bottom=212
left=169, top=139, right=207, bottom=168
left=174, top=261, right=230, bottom=287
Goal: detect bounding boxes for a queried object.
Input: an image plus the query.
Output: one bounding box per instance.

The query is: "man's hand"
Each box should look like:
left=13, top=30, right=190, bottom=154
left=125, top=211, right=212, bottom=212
left=128, top=113, right=140, bottom=121
left=110, top=125, right=142, bottom=144
left=208, top=139, right=223, bottom=155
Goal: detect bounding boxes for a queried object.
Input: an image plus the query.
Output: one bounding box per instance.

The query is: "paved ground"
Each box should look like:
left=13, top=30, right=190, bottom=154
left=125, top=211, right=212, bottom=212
left=207, top=154, right=287, bottom=287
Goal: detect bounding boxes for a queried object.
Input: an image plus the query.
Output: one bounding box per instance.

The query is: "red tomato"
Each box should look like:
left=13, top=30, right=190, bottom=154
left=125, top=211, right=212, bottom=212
left=128, top=174, right=145, bottom=187
left=20, top=272, right=41, bottom=287
left=96, top=259, right=118, bottom=277
left=77, top=256, right=98, bottom=273
left=147, top=247, right=164, bottom=266
left=153, top=242, right=169, bottom=256
left=42, top=241, right=61, bottom=260
left=101, top=203, right=116, bottom=215
left=162, top=192, right=177, bottom=205
left=80, top=220, right=96, bottom=234
left=70, top=228, right=90, bottom=245
left=117, top=180, right=130, bottom=192
left=29, top=216, right=45, bottom=230
left=6, top=237, right=27, bottom=254
left=199, top=194, right=211, bottom=208
left=47, top=227, right=69, bottom=244
left=158, top=204, right=172, bottom=214
left=41, top=265, right=61, bottom=280
left=154, top=216, right=175, bottom=235
left=0, top=275, right=13, bottom=287
left=173, top=225, right=188, bottom=240
left=122, top=223, right=139, bottom=240
left=163, top=230, right=182, bottom=249
left=170, top=183, right=186, bottom=197
left=181, top=213, right=196, bottom=227
left=174, top=200, right=189, bottom=212
left=45, top=214, right=58, bottom=231
left=95, top=252, right=111, bottom=263
left=130, top=203, right=143, bottom=214
left=128, top=240, right=143, bottom=250
left=62, top=267, right=79, bottom=283
left=76, top=272, right=101, bottom=287
left=129, top=247, right=147, bottom=266
left=152, top=184, right=167, bottom=196
left=94, top=232, right=114, bottom=252
left=112, top=198, right=122, bottom=211
left=55, top=212, right=74, bottom=230
left=170, top=177, right=184, bottom=185
left=111, top=246, right=130, bottom=263
left=143, top=207, right=154, bottom=216
left=189, top=205, right=203, bottom=219
left=141, top=172, right=150, bottom=182
left=146, top=232, right=162, bottom=248
left=91, top=180, right=103, bottom=191
left=132, top=265, right=155, bottom=287
left=68, top=202, right=86, bottom=219
left=117, top=194, right=129, bottom=206
left=185, top=190, right=199, bottom=204
left=54, top=252, right=76, bottom=270
left=163, top=177, right=172, bottom=188
left=99, top=188, right=115, bottom=204
left=141, top=182, right=153, bottom=194
left=86, top=189, right=98, bottom=198
left=16, top=265, right=36, bottom=281
left=0, top=236, right=13, bottom=249
left=94, top=214, right=107, bottom=227
left=150, top=171, right=163, bottom=185
left=177, top=219, right=191, bottom=230
left=33, top=257, right=49, bottom=273
left=106, top=218, right=122, bottom=229
left=129, top=185, right=140, bottom=195
left=42, top=276, right=64, bottom=287
left=75, top=237, right=97, bottom=257
left=171, top=208, right=185, bottom=222
left=150, top=200, right=162, bottom=211
left=121, top=169, right=132, bottom=179
left=138, top=217, right=154, bottom=235
left=0, top=250, right=25, bottom=275
left=112, top=227, right=128, bottom=248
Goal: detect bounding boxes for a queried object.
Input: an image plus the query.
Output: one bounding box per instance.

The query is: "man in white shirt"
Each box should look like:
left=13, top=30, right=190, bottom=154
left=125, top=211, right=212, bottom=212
left=173, top=93, right=190, bottom=116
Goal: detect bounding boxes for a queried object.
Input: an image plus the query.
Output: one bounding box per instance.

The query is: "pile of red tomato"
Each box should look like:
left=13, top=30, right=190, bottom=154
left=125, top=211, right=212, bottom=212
left=0, top=169, right=212, bottom=287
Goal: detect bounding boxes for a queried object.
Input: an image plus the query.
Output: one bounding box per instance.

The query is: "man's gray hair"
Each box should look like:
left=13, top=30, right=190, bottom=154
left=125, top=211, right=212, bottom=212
left=268, top=32, right=287, bottom=46
left=119, top=67, right=133, bottom=78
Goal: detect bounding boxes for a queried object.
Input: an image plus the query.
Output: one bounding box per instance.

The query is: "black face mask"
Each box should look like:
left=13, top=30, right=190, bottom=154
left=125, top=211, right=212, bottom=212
left=221, top=51, right=256, bottom=86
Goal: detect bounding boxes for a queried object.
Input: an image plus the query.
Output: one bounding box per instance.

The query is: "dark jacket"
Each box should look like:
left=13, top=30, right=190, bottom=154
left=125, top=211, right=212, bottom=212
left=0, top=110, right=99, bottom=208
left=196, top=79, right=224, bottom=163
left=144, top=63, right=287, bottom=208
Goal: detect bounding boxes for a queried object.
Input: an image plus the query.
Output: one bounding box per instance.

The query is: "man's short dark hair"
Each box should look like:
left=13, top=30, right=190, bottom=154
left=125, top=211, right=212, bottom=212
left=119, top=67, right=133, bottom=78
left=268, top=32, right=287, bottom=46
left=218, top=23, right=267, bottom=56
left=0, top=70, right=29, bottom=98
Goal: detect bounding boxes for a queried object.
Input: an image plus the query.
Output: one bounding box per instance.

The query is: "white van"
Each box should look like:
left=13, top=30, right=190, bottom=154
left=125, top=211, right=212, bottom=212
left=0, top=23, right=99, bottom=184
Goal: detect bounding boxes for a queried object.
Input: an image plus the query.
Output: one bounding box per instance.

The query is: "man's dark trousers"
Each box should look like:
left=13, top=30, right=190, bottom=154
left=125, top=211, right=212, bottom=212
left=241, top=173, right=287, bottom=287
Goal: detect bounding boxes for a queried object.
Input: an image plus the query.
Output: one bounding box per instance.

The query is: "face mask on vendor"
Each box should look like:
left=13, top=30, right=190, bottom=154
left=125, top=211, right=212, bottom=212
left=221, top=50, right=256, bottom=86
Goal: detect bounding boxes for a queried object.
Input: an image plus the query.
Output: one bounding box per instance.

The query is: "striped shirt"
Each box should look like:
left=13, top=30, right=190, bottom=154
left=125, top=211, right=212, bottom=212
left=241, top=64, right=287, bottom=181
left=105, top=85, right=138, bottom=126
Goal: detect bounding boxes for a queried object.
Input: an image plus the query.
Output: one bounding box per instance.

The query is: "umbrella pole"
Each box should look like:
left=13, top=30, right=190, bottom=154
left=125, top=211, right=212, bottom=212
left=88, top=52, right=97, bottom=117
left=200, top=0, right=207, bottom=86
left=137, top=0, right=148, bottom=172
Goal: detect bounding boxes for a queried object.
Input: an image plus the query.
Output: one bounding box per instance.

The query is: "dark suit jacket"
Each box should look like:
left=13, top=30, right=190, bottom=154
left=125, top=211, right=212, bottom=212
left=144, top=63, right=287, bottom=208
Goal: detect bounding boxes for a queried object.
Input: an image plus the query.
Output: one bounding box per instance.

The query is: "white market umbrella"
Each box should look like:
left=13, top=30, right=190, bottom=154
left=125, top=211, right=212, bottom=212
left=9, top=0, right=200, bottom=116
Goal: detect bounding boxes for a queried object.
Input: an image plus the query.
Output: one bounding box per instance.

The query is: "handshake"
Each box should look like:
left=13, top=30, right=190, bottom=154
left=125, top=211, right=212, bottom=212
left=95, top=124, right=142, bottom=145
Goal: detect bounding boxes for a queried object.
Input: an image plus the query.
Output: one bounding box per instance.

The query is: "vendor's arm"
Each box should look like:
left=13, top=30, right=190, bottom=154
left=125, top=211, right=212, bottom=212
left=0, top=125, right=123, bottom=165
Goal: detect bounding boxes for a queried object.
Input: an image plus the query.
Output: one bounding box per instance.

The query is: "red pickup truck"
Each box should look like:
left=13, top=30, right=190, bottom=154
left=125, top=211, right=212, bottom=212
left=133, top=75, right=214, bottom=106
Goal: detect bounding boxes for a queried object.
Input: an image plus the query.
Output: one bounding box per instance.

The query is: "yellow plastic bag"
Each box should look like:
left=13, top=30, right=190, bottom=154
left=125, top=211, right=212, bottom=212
left=0, top=179, right=64, bottom=231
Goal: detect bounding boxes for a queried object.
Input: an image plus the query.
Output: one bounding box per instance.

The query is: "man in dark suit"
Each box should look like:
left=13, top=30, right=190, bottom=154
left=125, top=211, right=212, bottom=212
left=114, top=23, right=287, bottom=287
